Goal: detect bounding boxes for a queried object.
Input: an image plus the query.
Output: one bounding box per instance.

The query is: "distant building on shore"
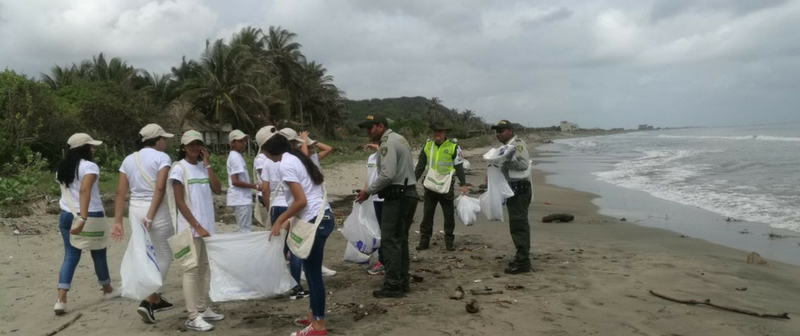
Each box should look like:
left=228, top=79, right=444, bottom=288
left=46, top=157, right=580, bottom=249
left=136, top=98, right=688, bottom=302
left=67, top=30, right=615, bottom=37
left=638, top=124, right=655, bottom=130
left=560, top=121, right=579, bottom=132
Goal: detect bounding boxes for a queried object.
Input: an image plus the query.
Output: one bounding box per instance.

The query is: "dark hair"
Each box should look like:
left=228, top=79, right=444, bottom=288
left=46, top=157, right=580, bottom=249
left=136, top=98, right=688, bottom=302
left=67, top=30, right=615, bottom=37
left=263, top=135, right=324, bottom=185
left=136, top=136, right=162, bottom=151
left=56, top=145, right=93, bottom=187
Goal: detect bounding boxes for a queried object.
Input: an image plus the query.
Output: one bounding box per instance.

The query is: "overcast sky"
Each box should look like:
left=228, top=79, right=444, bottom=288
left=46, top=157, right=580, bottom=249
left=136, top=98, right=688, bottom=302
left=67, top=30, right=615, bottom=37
left=2, top=0, right=799, bottom=128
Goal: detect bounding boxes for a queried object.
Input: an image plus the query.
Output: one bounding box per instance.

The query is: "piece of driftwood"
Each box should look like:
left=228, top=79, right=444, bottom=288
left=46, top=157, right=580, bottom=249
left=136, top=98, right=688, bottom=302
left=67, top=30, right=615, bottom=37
left=648, top=290, right=789, bottom=319
left=470, top=290, right=504, bottom=296
left=44, top=313, right=82, bottom=336
left=542, top=213, right=575, bottom=223
left=746, top=252, right=769, bottom=266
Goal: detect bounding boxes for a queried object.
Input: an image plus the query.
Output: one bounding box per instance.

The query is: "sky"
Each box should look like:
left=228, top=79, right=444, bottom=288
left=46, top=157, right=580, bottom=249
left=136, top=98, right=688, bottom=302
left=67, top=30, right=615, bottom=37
left=1, top=0, right=799, bottom=129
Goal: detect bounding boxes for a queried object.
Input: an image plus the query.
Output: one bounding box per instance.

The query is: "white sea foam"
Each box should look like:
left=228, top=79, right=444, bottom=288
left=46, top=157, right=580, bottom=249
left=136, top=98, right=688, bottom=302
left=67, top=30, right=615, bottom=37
left=658, top=134, right=800, bottom=142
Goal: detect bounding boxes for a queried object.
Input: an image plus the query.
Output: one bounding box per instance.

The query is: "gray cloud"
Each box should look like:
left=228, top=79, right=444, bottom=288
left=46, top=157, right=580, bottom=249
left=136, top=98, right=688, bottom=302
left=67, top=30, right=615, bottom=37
left=1, top=0, right=799, bottom=129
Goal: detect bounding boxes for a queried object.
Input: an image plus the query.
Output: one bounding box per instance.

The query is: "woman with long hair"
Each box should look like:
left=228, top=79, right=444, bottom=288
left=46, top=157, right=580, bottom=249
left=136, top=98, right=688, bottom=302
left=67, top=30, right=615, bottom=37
left=169, top=130, right=223, bottom=332
left=111, top=124, right=175, bottom=324
left=266, top=134, right=333, bottom=336
left=54, top=133, right=120, bottom=315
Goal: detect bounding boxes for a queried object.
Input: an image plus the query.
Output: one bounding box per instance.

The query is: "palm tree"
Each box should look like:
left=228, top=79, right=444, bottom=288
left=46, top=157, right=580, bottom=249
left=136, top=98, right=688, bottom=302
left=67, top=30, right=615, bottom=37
left=41, top=65, right=77, bottom=90
left=263, top=26, right=306, bottom=123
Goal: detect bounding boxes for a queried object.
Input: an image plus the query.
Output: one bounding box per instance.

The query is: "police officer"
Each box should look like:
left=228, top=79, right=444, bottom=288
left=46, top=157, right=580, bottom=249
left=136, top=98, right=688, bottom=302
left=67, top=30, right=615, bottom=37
left=491, top=120, right=533, bottom=274
left=355, top=115, right=418, bottom=298
left=414, top=122, right=468, bottom=251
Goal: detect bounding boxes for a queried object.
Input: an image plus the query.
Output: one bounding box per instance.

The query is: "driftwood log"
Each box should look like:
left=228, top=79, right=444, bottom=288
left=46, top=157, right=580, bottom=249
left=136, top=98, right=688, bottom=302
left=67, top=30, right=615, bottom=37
left=648, top=290, right=789, bottom=319
left=44, top=313, right=82, bottom=336
left=470, top=290, right=504, bottom=296
left=542, top=213, right=575, bottom=223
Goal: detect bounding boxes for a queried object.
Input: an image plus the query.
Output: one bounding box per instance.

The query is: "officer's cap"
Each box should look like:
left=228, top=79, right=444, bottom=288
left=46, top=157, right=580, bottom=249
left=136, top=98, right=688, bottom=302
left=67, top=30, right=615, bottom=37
left=490, top=119, right=513, bottom=130
left=358, top=115, right=389, bottom=128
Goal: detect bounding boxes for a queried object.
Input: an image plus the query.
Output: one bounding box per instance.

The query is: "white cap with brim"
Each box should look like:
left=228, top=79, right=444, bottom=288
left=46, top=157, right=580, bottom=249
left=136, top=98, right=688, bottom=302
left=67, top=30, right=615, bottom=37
left=256, top=126, right=278, bottom=148
left=306, top=137, right=318, bottom=146
left=139, top=124, right=175, bottom=141
left=67, top=133, right=103, bottom=149
left=181, top=130, right=204, bottom=145
left=228, top=130, right=248, bottom=142
left=279, top=128, right=299, bottom=142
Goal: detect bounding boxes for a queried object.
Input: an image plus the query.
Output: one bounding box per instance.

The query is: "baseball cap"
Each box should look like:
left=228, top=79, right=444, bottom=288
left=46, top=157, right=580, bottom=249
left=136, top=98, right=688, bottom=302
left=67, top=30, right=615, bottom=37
left=139, top=124, right=175, bottom=141
left=279, top=128, right=299, bottom=142
left=358, top=115, right=389, bottom=128
left=180, top=130, right=204, bottom=145
left=67, top=133, right=103, bottom=149
left=305, top=137, right=318, bottom=146
left=228, top=129, right=248, bottom=142
left=255, top=125, right=278, bottom=148
left=490, top=120, right=513, bottom=130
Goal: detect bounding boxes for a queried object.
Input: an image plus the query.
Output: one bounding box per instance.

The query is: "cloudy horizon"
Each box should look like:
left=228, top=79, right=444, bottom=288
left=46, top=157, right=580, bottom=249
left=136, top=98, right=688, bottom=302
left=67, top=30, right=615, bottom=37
left=2, top=0, right=799, bottom=129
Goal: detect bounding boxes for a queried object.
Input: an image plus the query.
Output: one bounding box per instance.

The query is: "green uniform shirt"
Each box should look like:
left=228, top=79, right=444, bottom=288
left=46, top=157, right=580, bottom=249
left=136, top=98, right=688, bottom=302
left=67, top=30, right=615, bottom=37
left=366, top=129, right=417, bottom=195
left=501, top=135, right=531, bottom=182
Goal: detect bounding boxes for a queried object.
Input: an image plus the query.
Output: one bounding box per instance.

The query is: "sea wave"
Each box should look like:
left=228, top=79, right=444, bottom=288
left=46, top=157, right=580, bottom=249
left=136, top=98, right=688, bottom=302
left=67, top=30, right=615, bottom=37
left=594, top=150, right=800, bottom=232
left=658, top=135, right=800, bottom=142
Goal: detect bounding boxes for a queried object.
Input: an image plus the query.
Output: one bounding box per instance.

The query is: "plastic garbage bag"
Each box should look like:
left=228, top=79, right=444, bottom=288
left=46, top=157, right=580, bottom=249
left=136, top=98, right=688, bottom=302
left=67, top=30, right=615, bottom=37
left=120, top=222, right=162, bottom=300
left=462, top=159, right=471, bottom=170
left=205, top=231, right=296, bottom=302
left=341, top=199, right=381, bottom=254
left=456, top=195, right=481, bottom=226
left=342, top=243, right=371, bottom=264
left=480, top=148, right=515, bottom=222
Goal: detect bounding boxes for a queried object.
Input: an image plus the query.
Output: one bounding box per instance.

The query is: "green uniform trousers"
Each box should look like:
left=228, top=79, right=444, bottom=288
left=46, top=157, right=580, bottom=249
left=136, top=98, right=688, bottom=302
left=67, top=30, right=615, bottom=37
left=507, top=180, right=532, bottom=268
left=380, top=194, right=418, bottom=291
left=419, top=188, right=455, bottom=246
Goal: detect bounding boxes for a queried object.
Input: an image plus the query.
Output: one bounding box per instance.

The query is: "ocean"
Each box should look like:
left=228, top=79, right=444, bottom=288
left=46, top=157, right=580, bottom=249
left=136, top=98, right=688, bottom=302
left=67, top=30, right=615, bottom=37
left=535, top=122, right=800, bottom=265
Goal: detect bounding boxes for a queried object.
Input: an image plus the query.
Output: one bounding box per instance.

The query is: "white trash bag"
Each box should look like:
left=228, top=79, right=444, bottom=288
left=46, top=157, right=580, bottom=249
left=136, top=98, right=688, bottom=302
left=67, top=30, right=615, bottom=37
left=342, top=243, right=371, bottom=264
left=455, top=195, right=481, bottom=226
left=480, top=147, right=515, bottom=222
left=341, top=199, right=381, bottom=254
left=205, top=231, right=296, bottom=302
left=120, top=222, right=163, bottom=300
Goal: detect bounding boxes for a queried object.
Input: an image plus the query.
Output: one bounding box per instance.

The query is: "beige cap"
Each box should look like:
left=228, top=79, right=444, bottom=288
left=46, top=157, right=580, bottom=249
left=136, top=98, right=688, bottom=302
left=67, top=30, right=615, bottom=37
left=139, top=124, right=174, bottom=141
left=67, top=133, right=103, bottom=149
left=306, top=137, right=318, bottom=146
left=256, top=125, right=278, bottom=148
left=181, top=130, right=204, bottom=145
left=228, top=130, right=248, bottom=142
left=278, top=128, right=299, bottom=142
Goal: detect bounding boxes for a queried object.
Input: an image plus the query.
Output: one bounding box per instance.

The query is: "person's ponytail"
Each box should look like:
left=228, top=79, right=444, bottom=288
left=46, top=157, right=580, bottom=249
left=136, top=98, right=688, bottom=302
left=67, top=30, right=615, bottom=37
left=264, top=135, right=324, bottom=185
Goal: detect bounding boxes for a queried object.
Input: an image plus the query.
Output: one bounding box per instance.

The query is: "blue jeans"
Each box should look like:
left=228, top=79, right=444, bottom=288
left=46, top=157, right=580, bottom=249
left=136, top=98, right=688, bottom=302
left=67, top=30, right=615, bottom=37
left=374, top=201, right=384, bottom=265
left=58, top=210, right=110, bottom=290
left=304, top=210, right=334, bottom=320
left=272, top=206, right=303, bottom=286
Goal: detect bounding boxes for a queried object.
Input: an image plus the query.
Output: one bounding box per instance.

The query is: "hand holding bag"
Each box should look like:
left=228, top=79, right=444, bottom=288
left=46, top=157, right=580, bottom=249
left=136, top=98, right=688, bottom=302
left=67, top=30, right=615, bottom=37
left=59, top=183, right=109, bottom=250
left=166, top=162, right=199, bottom=271
left=286, top=185, right=327, bottom=259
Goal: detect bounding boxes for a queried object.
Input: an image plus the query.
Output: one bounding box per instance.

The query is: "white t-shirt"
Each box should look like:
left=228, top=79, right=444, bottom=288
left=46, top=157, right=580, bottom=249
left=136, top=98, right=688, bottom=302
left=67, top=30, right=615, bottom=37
left=60, top=160, right=104, bottom=213
left=119, top=148, right=172, bottom=201
left=310, top=153, right=320, bottom=167
left=260, top=158, right=288, bottom=207
left=226, top=151, right=252, bottom=206
left=169, top=160, right=216, bottom=237
left=366, top=153, right=384, bottom=202
left=280, top=153, right=330, bottom=222
left=254, top=153, right=267, bottom=197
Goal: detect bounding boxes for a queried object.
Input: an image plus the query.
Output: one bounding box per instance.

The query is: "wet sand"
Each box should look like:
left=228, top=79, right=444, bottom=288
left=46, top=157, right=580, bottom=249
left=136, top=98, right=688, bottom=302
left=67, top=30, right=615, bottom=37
left=2, top=136, right=800, bottom=335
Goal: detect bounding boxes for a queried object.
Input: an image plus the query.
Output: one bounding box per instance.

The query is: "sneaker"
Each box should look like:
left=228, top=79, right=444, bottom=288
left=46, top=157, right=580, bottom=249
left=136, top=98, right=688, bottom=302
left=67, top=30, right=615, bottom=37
left=54, top=301, right=66, bottom=315
left=137, top=300, right=155, bottom=324
left=185, top=316, right=214, bottom=332
left=102, top=287, right=122, bottom=300
left=200, top=307, right=225, bottom=321
left=290, top=325, right=328, bottom=336
left=152, top=295, right=174, bottom=312
left=367, top=262, right=385, bottom=275
left=321, top=265, right=337, bottom=277
left=294, top=317, right=311, bottom=327
left=290, top=286, right=310, bottom=300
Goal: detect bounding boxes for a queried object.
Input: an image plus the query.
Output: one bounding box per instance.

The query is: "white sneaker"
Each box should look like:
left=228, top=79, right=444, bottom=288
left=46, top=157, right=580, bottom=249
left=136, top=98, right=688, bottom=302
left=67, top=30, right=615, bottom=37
left=321, top=265, right=337, bottom=277
left=102, top=287, right=122, bottom=300
left=201, top=308, right=225, bottom=321
left=54, top=301, right=66, bottom=315
left=185, top=316, right=214, bottom=331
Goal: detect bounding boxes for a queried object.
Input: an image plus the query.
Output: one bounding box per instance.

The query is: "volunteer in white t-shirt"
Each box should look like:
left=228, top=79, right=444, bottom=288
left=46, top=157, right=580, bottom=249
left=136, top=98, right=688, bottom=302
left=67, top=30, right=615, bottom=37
left=253, top=150, right=268, bottom=226
left=110, top=124, right=175, bottom=324
left=265, top=134, right=333, bottom=336
left=168, top=130, right=224, bottom=332
left=363, top=141, right=386, bottom=276
left=54, top=133, right=120, bottom=316
left=226, top=130, right=258, bottom=233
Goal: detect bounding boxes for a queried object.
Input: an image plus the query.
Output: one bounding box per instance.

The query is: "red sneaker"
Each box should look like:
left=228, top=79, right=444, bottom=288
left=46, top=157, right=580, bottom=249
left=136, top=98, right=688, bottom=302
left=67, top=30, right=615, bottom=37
left=294, top=318, right=311, bottom=327
left=290, top=325, right=327, bottom=336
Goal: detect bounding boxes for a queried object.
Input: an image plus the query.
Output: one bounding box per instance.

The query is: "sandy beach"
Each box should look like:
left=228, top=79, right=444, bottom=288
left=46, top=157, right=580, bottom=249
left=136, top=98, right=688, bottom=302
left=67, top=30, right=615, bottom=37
left=2, top=135, right=800, bottom=336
